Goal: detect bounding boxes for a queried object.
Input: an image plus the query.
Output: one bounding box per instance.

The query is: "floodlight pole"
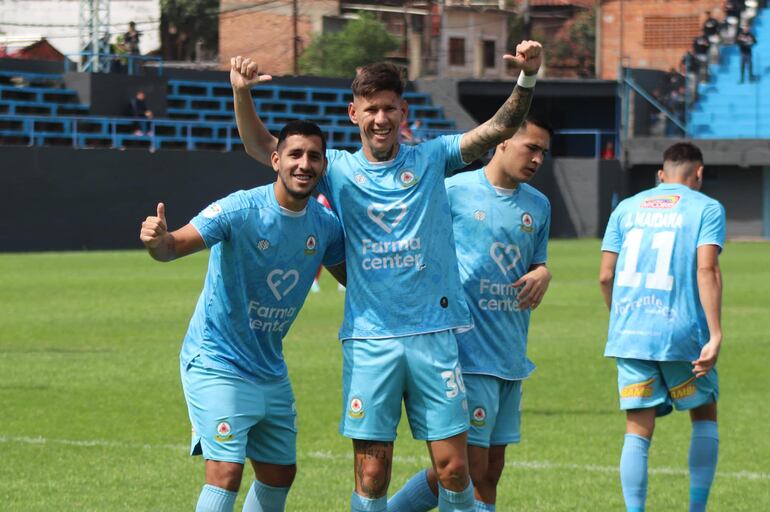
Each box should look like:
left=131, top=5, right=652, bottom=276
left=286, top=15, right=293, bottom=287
left=78, top=0, right=111, bottom=73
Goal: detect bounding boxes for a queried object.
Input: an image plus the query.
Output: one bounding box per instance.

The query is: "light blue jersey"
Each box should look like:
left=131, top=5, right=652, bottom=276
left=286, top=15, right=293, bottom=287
left=181, top=184, right=345, bottom=381
left=446, top=168, right=551, bottom=380
left=602, top=183, right=726, bottom=361
left=318, top=135, right=472, bottom=340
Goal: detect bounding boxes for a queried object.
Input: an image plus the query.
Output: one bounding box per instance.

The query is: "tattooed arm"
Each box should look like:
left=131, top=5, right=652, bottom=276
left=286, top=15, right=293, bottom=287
left=460, top=41, right=543, bottom=163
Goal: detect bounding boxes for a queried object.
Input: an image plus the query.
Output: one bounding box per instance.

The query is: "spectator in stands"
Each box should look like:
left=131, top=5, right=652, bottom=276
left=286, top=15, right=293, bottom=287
left=723, top=1, right=741, bottom=42
left=129, top=90, right=153, bottom=136
left=681, top=51, right=700, bottom=101
left=601, top=140, right=615, bottom=160
left=736, top=24, right=758, bottom=83
left=703, top=11, right=722, bottom=64
left=650, top=88, right=666, bottom=136
left=124, top=21, right=141, bottom=56
left=693, top=34, right=711, bottom=82
left=410, top=119, right=427, bottom=143
left=666, top=86, right=686, bottom=137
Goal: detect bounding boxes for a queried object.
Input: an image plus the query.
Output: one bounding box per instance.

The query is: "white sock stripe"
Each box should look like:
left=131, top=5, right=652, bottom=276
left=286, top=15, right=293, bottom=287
left=2, top=435, right=766, bottom=482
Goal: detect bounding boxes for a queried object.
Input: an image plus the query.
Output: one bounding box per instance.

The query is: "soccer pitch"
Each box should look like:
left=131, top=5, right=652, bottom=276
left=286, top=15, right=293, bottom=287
left=1, top=240, right=768, bottom=511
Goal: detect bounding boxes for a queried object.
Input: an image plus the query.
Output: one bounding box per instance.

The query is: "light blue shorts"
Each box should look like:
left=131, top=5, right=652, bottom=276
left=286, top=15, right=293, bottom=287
left=340, top=331, right=469, bottom=442
left=616, top=358, right=719, bottom=417
left=181, top=358, right=297, bottom=465
left=464, top=374, right=523, bottom=448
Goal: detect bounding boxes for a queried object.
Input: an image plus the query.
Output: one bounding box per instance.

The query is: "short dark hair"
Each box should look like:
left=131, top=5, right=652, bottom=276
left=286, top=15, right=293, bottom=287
left=277, top=120, right=327, bottom=154
left=351, top=62, right=404, bottom=99
left=521, top=116, right=554, bottom=137
left=663, top=142, right=703, bottom=165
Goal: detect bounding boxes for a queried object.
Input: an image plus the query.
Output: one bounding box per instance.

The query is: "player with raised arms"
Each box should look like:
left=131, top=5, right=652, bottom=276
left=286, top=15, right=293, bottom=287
left=230, top=41, right=542, bottom=512
left=389, top=118, right=554, bottom=512
left=139, top=121, right=346, bottom=512
left=599, top=142, right=725, bottom=512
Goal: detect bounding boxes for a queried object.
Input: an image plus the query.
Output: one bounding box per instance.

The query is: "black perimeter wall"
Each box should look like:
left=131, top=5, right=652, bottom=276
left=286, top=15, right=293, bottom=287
left=1, top=147, right=622, bottom=252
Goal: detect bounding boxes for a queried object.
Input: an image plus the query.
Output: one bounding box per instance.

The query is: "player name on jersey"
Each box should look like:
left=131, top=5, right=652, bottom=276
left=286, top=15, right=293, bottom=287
left=624, top=212, right=684, bottom=229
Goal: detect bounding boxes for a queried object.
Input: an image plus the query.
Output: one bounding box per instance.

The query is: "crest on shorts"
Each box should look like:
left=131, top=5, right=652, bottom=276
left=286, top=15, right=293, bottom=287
left=214, top=421, right=233, bottom=442
left=471, top=407, right=486, bottom=427
left=520, top=212, right=534, bottom=233
left=305, top=235, right=317, bottom=255
left=399, top=169, right=418, bottom=188
left=348, top=396, right=365, bottom=419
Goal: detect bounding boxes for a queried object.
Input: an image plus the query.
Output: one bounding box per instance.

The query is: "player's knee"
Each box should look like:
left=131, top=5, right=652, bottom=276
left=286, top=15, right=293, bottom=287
left=435, top=456, right=469, bottom=489
left=205, top=460, right=244, bottom=491
left=358, top=460, right=390, bottom=497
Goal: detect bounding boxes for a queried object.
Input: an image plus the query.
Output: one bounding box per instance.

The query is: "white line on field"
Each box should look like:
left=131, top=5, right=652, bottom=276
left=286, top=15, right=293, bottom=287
left=2, top=435, right=768, bottom=482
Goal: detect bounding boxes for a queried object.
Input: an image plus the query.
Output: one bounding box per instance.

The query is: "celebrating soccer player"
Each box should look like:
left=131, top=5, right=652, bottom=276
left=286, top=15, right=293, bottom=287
left=139, top=121, right=345, bottom=512
left=389, top=118, right=553, bottom=512
left=599, top=142, right=725, bottom=512
left=231, top=41, right=542, bottom=512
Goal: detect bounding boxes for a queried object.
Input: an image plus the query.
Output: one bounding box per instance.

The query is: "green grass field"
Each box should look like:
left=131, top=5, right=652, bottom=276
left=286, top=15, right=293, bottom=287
left=1, top=240, right=768, bottom=511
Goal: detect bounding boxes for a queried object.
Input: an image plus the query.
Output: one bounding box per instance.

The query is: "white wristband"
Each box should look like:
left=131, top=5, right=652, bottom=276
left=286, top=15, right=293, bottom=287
left=517, top=71, right=537, bottom=89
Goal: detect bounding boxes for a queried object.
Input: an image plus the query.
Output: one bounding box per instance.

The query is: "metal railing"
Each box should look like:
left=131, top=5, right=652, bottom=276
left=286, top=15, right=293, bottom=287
left=64, top=53, right=164, bottom=76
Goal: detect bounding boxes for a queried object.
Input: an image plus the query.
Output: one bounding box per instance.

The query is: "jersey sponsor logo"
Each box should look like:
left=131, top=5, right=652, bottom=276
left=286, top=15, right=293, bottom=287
left=202, top=203, right=222, bottom=219
left=640, top=195, right=681, bottom=209
left=490, top=242, right=521, bottom=276
left=471, top=407, right=487, bottom=427
left=474, top=210, right=486, bottom=221
left=669, top=377, right=697, bottom=400
left=620, top=377, right=655, bottom=399
left=214, top=421, right=233, bottom=442
left=478, top=279, right=521, bottom=311
left=257, top=239, right=270, bottom=251
left=367, top=201, right=408, bottom=234
left=348, top=396, right=364, bottom=419
left=361, top=237, right=424, bottom=270
left=248, top=300, right=296, bottom=332
left=305, top=235, right=317, bottom=255
left=399, top=169, right=418, bottom=188
left=267, top=269, right=300, bottom=301
left=521, top=212, right=534, bottom=233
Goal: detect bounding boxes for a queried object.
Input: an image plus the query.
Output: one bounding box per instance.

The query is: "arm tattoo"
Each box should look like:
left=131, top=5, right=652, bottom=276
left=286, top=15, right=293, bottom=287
left=461, top=85, right=534, bottom=163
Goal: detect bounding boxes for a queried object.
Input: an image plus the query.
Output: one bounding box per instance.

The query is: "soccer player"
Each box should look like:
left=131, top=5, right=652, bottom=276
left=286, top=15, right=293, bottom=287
left=139, top=121, right=346, bottom=512
left=599, top=142, right=725, bottom=512
left=230, top=41, right=542, bottom=512
left=389, top=118, right=554, bottom=512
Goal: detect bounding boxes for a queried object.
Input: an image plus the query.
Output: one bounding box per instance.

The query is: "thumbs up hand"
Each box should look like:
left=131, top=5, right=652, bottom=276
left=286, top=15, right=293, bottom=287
left=140, top=202, right=168, bottom=248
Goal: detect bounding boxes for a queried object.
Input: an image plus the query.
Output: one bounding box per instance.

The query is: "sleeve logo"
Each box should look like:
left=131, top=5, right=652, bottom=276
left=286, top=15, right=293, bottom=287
left=202, top=203, right=222, bottom=218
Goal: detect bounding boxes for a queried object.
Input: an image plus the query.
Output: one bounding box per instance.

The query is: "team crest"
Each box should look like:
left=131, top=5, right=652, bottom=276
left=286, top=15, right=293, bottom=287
left=202, top=203, right=222, bottom=219
left=399, top=170, right=418, bottom=188
left=305, top=235, right=317, bottom=255
left=474, top=210, right=486, bottom=221
left=471, top=407, right=486, bottom=427
left=214, top=421, right=233, bottom=442
left=520, top=212, right=534, bottom=233
left=257, top=239, right=270, bottom=251
left=348, top=396, right=365, bottom=419
left=354, top=174, right=366, bottom=185
left=640, top=195, right=681, bottom=209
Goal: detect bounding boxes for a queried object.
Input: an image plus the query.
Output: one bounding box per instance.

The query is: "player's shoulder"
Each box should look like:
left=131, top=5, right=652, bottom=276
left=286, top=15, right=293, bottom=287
left=229, top=184, right=275, bottom=211
left=519, top=183, right=550, bottom=208
left=445, top=168, right=479, bottom=189
left=307, top=197, right=342, bottom=229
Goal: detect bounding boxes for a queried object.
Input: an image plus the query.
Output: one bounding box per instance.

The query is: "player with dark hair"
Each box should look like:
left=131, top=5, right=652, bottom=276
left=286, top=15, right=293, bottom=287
left=599, top=142, right=725, bottom=512
left=140, top=120, right=345, bottom=512
left=390, top=118, right=554, bottom=512
left=230, top=41, right=542, bottom=512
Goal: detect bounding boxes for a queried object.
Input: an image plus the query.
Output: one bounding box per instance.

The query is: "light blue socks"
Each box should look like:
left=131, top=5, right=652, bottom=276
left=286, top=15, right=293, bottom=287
left=196, top=484, right=238, bottom=512
left=438, top=481, right=475, bottom=512
left=388, top=470, right=438, bottom=512
left=350, top=491, right=387, bottom=511
left=242, top=480, right=290, bottom=512
left=688, top=421, right=719, bottom=512
left=620, top=433, right=650, bottom=512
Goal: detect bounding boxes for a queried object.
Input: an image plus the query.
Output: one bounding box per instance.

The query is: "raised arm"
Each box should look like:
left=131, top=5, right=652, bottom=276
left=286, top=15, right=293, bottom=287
left=231, top=56, right=278, bottom=166
left=460, top=41, right=543, bottom=163
left=692, top=244, right=723, bottom=378
left=140, top=202, right=205, bottom=262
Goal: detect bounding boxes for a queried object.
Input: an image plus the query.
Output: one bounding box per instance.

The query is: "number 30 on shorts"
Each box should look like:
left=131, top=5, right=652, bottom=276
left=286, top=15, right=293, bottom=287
left=441, top=367, right=466, bottom=398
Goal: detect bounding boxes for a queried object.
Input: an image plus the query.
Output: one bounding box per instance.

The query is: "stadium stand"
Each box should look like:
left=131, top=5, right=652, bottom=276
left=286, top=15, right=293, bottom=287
left=689, top=7, right=769, bottom=138
left=0, top=67, right=457, bottom=152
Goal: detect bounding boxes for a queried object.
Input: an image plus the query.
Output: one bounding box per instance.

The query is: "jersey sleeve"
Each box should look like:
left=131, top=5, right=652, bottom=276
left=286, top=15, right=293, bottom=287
left=426, top=134, right=469, bottom=174
left=697, top=201, right=726, bottom=250
left=601, top=205, right=623, bottom=253
left=189, top=192, right=245, bottom=247
left=533, top=201, right=551, bottom=264
left=322, top=215, right=346, bottom=267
